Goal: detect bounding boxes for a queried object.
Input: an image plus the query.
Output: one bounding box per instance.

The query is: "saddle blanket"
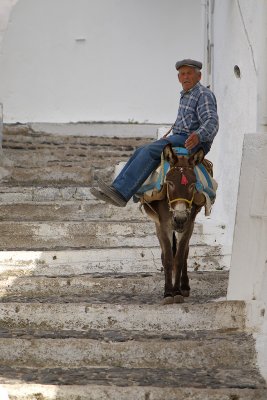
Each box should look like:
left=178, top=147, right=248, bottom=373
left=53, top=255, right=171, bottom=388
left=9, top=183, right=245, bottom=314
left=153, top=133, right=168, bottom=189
left=135, top=147, right=218, bottom=216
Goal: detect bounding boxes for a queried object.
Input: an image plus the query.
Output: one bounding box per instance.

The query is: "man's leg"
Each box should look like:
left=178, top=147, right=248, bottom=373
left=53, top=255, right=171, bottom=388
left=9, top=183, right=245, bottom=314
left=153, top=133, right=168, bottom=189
left=112, top=134, right=188, bottom=200
left=93, top=134, right=187, bottom=206
left=167, top=135, right=210, bottom=155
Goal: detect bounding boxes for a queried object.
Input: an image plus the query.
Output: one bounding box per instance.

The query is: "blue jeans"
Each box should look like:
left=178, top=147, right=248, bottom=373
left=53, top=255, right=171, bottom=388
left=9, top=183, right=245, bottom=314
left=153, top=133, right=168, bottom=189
left=112, top=133, right=210, bottom=201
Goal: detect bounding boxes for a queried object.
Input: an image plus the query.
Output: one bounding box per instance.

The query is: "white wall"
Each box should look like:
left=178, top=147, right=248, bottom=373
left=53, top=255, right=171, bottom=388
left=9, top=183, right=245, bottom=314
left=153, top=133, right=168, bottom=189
left=227, top=133, right=267, bottom=381
left=0, top=0, right=204, bottom=124
left=212, top=3, right=267, bottom=378
left=0, top=0, right=18, bottom=48
left=207, top=0, right=267, bottom=249
left=228, top=134, right=267, bottom=303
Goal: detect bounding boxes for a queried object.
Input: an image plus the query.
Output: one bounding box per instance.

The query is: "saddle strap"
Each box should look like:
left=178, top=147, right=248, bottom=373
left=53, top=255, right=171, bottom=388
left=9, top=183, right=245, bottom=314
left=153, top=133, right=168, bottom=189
left=202, top=158, right=213, bottom=177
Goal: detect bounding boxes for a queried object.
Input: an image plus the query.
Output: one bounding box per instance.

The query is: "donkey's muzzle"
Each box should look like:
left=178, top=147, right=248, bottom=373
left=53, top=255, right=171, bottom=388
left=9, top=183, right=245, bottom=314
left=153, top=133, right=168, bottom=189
left=172, top=212, right=189, bottom=232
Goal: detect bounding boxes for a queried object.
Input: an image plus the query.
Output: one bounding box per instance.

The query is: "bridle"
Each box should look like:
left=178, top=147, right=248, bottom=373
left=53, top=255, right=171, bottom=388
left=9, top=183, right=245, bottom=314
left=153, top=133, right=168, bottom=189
left=165, top=165, right=196, bottom=212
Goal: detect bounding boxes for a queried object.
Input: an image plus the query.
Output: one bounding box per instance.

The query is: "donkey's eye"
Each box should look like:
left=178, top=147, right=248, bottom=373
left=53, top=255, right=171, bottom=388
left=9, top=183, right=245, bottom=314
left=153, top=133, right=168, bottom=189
left=189, top=183, right=195, bottom=191
left=167, top=181, right=175, bottom=189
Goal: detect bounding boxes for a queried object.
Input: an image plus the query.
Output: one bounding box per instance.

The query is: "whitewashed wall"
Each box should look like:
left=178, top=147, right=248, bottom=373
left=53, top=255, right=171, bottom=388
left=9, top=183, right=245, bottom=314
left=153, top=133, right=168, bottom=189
left=0, top=0, right=18, bottom=48
left=0, top=0, right=204, bottom=124
left=216, top=1, right=267, bottom=381
left=208, top=0, right=267, bottom=249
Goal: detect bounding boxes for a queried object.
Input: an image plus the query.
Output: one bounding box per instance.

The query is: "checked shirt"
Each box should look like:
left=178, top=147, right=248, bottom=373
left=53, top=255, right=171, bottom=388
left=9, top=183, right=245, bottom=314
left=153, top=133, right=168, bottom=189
left=172, top=82, right=219, bottom=146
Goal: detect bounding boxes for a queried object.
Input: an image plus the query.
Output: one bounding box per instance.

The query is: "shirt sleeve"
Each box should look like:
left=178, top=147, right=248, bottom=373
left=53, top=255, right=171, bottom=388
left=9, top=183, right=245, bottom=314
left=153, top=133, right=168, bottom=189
left=195, top=92, right=219, bottom=143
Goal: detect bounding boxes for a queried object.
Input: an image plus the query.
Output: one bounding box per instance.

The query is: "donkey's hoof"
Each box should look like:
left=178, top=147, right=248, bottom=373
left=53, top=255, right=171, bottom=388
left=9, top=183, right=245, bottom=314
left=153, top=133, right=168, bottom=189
left=181, top=290, right=190, bottom=297
left=174, top=294, right=184, bottom=304
left=162, top=296, right=174, bottom=305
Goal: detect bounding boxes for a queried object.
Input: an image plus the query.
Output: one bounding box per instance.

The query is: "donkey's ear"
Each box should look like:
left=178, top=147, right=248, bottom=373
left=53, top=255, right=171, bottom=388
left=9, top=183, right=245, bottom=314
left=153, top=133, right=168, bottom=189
left=188, top=148, right=205, bottom=166
left=163, top=144, right=177, bottom=167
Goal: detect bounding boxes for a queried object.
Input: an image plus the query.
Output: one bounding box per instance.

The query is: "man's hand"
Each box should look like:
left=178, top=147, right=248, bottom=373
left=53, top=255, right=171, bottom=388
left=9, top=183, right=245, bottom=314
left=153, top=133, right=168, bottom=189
left=185, top=132, right=200, bottom=150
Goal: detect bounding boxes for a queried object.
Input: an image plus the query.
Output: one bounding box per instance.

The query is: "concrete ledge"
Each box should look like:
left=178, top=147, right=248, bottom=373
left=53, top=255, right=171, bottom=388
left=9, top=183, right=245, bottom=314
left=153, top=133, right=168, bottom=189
left=13, top=123, right=165, bottom=138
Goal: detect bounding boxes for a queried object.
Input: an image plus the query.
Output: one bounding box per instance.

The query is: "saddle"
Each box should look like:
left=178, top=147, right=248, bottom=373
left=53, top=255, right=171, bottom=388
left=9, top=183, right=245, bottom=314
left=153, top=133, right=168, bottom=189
left=135, top=147, right=217, bottom=216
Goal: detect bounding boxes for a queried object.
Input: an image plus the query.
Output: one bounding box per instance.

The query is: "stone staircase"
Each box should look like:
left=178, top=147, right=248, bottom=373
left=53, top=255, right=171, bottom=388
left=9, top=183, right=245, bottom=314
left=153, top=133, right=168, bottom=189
left=0, top=125, right=266, bottom=399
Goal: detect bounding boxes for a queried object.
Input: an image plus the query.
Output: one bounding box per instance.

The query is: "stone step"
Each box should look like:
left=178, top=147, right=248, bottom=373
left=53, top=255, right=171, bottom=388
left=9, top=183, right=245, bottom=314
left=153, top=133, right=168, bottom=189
left=6, top=166, right=94, bottom=186
left=0, top=220, right=225, bottom=251
left=1, top=158, right=125, bottom=186
left=1, top=384, right=267, bottom=400
left=3, top=167, right=120, bottom=186
left=0, top=301, right=245, bottom=333
left=2, top=128, right=152, bottom=185
left=0, top=201, right=224, bottom=243
left=0, top=186, right=226, bottom=236
left=2, top=153, right=131, bottom=180
left=0, top=201, right=148, bottom=222
left=3, top=126, right=150, bottom=151
left=2, top=136, right=148, bottom=167
left=0, top=220, right=157, bottom=250
left=0, top=186, right=96, bottom=203
left=3, top=149, right=133, bottom=167
left=0, top=247, right=229, bottom=277
left=0, top=186, right=229, bottom=269
left=0, top=271, right=228, bottom=305
left=0, top=367, right=265, bottom=394
left=0, top=179, right=225, bottom=216
left=0, top=332, right=257, bottom=370
left=0, top=248, right=162, bottom=276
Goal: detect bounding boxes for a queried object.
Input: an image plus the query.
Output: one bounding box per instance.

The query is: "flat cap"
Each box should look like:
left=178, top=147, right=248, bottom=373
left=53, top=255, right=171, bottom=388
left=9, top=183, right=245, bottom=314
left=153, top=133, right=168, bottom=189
left=175, top=59, right=202, bottom=70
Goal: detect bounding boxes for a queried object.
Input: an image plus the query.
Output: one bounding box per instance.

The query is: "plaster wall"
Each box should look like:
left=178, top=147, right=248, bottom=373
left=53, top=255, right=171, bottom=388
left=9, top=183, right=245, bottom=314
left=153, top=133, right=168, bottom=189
left=0, top=0, right=18, bottom=48
left=207, top=0, right=267, bottom=249
left=228, top=134, right=267, bottom=303
left=0, top=0, right=204, bottom=124
left=227, top=134, right=267, bottom=380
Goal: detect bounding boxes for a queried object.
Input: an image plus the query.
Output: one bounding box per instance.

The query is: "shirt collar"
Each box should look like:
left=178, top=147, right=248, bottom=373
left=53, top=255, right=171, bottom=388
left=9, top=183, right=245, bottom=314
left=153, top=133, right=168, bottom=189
left=180, top=81, right=201, bottom=96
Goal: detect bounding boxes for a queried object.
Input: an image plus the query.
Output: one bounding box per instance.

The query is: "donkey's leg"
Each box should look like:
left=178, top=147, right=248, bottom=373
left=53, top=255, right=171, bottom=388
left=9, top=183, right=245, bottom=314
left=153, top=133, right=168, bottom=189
left=156, top=224, right=174, bottom=304
left=181, top=245, right=190, bottom=297
left=180, top=210, right=200, bottom=298
left=173, top=224, right=193, bottom=303
left=173, top=238, right=186, bottom=304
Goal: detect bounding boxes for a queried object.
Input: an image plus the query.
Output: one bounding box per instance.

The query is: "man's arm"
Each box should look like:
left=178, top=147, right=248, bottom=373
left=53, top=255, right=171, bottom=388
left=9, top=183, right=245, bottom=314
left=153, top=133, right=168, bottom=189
left=194, top=92, right=219, bottom=143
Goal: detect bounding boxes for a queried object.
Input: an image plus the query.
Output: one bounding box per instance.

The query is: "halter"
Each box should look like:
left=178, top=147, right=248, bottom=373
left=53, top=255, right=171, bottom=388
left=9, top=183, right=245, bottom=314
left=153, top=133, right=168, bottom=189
left=166, top=166, right=196, bottom=211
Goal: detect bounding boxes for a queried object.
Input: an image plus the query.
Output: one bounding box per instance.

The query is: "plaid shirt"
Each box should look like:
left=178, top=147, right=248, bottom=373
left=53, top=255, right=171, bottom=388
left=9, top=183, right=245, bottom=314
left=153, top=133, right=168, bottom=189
left=172, top=82, right=219, bottom=145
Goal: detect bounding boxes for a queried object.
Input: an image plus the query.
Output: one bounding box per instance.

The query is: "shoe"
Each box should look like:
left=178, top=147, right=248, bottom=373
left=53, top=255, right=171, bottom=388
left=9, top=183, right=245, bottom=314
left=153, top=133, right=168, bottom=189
left=97, top=180, right=127, bottom=207
left=91, top=185, right=127, bottom=207
left=90, top=187, right=119, bottom=206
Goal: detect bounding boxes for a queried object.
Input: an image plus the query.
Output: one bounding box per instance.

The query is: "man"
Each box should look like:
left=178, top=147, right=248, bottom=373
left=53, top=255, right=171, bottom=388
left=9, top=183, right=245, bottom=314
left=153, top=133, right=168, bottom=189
left=91, top=58, right=219, bottom=207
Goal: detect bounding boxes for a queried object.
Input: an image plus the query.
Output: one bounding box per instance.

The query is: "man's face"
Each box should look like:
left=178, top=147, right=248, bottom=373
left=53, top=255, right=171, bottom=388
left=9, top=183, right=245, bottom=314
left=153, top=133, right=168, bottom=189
left=178, top=66, right=201, bottom=91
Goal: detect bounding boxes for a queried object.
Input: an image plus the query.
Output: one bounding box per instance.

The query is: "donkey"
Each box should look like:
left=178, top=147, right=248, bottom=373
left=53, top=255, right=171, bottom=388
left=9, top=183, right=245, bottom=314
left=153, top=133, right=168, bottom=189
left=143, top=144, right=205, bottom=305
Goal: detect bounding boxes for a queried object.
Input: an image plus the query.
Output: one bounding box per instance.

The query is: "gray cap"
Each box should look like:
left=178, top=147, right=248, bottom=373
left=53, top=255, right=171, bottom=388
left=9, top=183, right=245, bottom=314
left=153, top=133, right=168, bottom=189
left=175, top=59, right=202, bottom=70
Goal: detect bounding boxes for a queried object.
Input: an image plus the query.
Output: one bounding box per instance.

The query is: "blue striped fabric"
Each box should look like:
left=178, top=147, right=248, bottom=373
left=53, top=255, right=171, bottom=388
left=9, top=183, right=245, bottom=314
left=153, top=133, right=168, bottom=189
left=137, top=147, right=217, bottom=203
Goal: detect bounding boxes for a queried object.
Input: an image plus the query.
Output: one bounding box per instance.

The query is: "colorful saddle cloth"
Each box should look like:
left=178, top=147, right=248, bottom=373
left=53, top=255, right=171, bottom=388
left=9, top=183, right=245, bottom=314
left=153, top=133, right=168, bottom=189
left=135, top=147, right=218, bottom=216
